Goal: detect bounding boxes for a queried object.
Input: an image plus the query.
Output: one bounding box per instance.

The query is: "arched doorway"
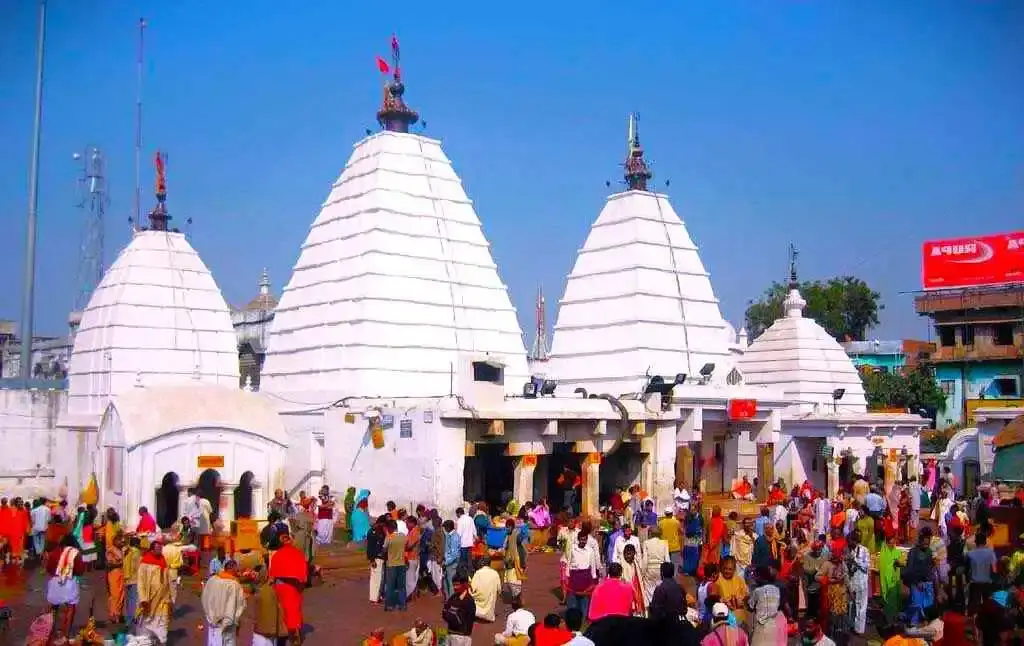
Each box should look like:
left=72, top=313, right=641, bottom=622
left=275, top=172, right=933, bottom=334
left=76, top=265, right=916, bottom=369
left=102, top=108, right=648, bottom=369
left=196, top=469, right=223, bottom=523
left=233, top=471, right=255, bottom=519
left=156, top=472, right=180, bottom=529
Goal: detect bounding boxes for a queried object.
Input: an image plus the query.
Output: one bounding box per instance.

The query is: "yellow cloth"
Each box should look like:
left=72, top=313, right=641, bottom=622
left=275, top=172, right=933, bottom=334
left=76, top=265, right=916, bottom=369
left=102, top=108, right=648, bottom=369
left=124, top=547, right=141, bottom=584
left=470, top=566, right=501, bottom=622
left=136, top=562, right=172, bottom=619
left=658, top=517, right=682, bottom=552
left=162, top=543, right=185, bottom=569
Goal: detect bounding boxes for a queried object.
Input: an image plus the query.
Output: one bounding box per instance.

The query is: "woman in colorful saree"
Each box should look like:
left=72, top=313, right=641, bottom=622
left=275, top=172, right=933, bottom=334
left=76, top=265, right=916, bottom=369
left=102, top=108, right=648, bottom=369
left=502, top=518, right=527, bottom=603
left=700, top=506, right=726, bottom=574
left=45, top=533, right=85, bottom=639
left=350, top=490, right=372, bottom=544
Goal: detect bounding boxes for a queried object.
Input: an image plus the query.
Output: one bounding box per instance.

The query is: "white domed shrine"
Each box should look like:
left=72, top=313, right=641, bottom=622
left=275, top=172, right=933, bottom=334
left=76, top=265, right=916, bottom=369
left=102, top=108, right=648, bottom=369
left=261, top=47, right=528, bottom=400
left=64, top=153, right=240, bottom=424
left=739, top=276, right=868, bottom=414
left=547, top=114, right=736, bottom=396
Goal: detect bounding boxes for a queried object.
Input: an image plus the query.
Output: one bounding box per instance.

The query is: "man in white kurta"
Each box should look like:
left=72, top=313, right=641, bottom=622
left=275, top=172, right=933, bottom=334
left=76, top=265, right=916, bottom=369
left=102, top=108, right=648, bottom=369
left=847, top=530, right=871, bottom=635
left=201, top=559, right=247, bottom=646
left=469, top=558, right=501, bottom=622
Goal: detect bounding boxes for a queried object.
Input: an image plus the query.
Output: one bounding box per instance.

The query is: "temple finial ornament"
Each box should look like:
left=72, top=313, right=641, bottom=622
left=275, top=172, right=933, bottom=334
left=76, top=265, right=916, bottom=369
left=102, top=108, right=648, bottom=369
left=623, top=113, right=653, bottom=191
left=146, top=151, right=172, bottom=232
left=376, top=35, right=419, bottom=133
left=784, top=242, right=806, bottom=318
left=788, top=242, right=799, bottom=288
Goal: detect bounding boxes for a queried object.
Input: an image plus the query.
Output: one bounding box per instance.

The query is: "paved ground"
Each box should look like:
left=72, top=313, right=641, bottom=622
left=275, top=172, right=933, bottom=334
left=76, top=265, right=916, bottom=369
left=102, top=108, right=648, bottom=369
left=2, top=548, right=885, bottom=645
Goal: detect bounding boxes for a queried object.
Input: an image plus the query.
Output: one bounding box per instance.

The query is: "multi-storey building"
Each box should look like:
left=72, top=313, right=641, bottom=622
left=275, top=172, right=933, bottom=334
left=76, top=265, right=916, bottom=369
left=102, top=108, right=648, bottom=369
left=915, top=285, right=1024, bottom=428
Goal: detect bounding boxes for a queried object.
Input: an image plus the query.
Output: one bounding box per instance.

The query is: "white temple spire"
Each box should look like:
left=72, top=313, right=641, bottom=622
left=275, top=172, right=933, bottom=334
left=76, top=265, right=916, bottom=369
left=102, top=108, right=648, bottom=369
left=784, top=242, right=806, bottom=318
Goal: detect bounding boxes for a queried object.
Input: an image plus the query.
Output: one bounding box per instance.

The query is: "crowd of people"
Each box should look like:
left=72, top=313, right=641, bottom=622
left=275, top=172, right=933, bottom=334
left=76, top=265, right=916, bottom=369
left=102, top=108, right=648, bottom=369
left=351, top=469, right=1024, bottom=645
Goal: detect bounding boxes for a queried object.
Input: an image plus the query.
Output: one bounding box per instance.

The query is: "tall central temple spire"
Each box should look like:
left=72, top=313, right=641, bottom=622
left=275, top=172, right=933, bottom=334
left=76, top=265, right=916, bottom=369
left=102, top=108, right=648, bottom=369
left=623, top=112, right=653, bottom=191
left=147, top=151, right=171, bottom=232
left=376, top=35, right=419, bottom=133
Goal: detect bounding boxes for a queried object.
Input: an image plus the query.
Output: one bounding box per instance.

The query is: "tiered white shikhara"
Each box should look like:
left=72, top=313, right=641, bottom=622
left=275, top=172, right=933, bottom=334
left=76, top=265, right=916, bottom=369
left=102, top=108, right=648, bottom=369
left=548, top=189, right=736, bottom=396
left=66, top=229, right=240, bottom=421
left=262, top=131, right=529, bottom=398
left=739, top=287, right=868, bottom=414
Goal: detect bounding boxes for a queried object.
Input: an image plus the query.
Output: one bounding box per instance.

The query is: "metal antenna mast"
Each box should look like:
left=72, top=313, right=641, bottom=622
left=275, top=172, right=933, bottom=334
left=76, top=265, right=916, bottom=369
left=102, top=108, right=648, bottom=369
left=133, top=17, right=145, bottom=231
left=18, top=0, right=47, bottom=382
left=72, top=148, right=107, bottom=311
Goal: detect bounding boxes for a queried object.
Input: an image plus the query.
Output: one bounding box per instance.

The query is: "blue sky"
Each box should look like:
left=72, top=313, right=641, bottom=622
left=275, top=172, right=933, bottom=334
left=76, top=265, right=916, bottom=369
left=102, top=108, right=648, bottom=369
left=1, top=1, right=1021, bottom=344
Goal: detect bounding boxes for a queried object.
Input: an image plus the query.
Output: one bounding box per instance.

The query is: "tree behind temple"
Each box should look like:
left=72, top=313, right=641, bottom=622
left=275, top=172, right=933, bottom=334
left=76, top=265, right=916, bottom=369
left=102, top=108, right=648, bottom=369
left=744, top=276, right=882, bottom=341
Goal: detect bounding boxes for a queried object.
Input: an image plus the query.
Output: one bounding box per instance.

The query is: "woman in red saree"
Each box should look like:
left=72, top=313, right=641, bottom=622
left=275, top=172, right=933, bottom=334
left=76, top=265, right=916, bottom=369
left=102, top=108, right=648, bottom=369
left=700, top=506, right=726, bottom=575
left=268, top=526, right=309, bottom=644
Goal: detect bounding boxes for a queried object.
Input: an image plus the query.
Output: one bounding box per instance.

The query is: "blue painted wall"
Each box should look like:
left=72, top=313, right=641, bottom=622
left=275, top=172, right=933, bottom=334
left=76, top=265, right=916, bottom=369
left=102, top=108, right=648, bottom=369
left=934, top=360, right=1023, bottom=429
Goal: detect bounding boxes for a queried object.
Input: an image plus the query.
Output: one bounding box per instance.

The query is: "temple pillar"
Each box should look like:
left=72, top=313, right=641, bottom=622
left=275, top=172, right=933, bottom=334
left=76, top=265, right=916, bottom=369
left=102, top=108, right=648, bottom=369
left=219, top=487, right=234, bottom=528
left=826, top=457, right=840, bottom=500
left=252, top=486, right=266, bottom=521
left=580, top=452, right=601, bottom=519
left=513, top=456, right=537, bottom=506
left=757, top=443, right=774, bottom=501
left=676, top=444, right=695, bottom=491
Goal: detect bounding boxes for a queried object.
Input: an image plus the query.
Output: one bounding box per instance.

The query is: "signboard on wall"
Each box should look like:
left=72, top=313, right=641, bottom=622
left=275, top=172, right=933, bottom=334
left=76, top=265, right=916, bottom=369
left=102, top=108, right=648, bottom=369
left=921, top=231, right=1024, bottom=290
left=727, top=399, right=758, bottom=421
left=966, top=398, right=1024, bottom=426
left=197, top=455, right=225, bottom=469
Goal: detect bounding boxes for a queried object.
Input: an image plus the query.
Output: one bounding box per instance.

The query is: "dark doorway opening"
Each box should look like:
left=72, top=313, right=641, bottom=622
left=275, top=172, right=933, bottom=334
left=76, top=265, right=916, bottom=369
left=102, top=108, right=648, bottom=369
left=197, top=469, right=222, bottom=523
left=156, top=472, right=180, bottom=529
left=233, top=471, right=255, bottom=519
left=839, top=454, right=853, bottom=487
left=476, top=444, right=514, bottom=512
left=600, top=443, right=642, bottom=506
left=548, top=443, right=582, bottom=515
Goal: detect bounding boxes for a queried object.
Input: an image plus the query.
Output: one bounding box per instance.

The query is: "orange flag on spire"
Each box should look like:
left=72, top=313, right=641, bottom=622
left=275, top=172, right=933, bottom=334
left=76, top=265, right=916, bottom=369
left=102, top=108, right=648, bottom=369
left=375, top=56, right=389, bottom=74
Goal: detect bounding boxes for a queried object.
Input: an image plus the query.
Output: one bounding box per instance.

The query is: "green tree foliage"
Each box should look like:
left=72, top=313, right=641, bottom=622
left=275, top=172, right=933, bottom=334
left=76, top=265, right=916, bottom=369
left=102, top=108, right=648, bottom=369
left=861, top=367, right=947, bottom=413
left=744, top=276, right=883, bottom=341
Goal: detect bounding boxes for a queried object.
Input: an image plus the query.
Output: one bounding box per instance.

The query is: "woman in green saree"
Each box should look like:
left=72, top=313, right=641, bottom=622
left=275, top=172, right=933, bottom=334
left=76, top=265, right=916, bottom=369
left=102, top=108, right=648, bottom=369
left=343, top=487, right=356, bottom=540
left=879, top=528, right=903, bottom=621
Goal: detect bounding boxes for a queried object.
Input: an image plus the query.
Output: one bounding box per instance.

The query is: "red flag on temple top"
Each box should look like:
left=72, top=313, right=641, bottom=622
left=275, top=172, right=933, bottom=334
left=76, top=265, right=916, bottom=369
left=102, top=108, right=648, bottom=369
left=375, top=56, right=390, bottom=74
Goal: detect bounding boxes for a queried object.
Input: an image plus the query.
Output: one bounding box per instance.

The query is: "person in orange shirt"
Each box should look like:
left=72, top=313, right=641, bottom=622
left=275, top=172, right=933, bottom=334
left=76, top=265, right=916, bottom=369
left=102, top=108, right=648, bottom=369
left=732, top=475, right=755, bottom=501
left=9, top=498, right=30, bottom=564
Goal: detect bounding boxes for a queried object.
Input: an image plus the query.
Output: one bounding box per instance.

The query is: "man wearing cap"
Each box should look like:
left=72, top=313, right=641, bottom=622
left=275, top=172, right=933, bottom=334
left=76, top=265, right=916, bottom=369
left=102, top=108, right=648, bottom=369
left=701, top=602, right=748, bottom=646
left=201, top=559, right=246, bottom=646
left=657, top=508, right=682, bottom=574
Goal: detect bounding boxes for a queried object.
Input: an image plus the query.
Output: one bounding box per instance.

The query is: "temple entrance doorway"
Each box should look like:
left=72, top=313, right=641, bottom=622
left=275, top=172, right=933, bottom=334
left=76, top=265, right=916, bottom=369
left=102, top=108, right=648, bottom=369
left=462, top=444, right=513, bottom=512
left=599, top=443, right=643, bottom=506
left=839, top=453, right=853, bottom=487
left=234, top=471, right=255, bottom=519
left=155, top=472, right=180, bottom=529
left=700, top=434, right=726, bottom=494
left=197, top=468, right=223, bottom=523
left=548, top=443, right=582, bottom=515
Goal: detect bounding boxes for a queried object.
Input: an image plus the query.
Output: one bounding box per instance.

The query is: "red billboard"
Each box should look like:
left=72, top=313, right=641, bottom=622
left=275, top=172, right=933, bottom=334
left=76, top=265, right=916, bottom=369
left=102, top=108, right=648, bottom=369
left=922, top=231, right=1024, bottom=290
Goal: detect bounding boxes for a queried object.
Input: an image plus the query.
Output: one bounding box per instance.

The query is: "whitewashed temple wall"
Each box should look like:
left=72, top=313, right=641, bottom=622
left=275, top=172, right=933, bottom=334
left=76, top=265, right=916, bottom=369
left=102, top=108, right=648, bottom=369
left=322, top=406, right=466, bottom=517
left=278, top=412, right=325, bottom=498
left=774, top=434, right=828, bottom=492
left=0, top=389, right=84, bottom=500
left=97, top=420, right=286, bottom=528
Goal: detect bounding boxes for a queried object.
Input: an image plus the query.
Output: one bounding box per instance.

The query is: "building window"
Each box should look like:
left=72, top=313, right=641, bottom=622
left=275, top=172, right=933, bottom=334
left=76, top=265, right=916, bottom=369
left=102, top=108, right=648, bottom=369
left=938, top=327, right=955, bottom=347
left=993, top=322, right=1015, bottom=346
left=472, top=361, right=503, bottom=384
left=990, top=377, right=1020, bottom=398
left=961, top=324, right=975, bottom=346
left=940, top=380, right=955, bottom=396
